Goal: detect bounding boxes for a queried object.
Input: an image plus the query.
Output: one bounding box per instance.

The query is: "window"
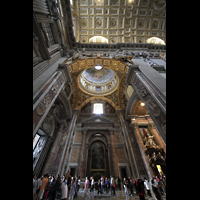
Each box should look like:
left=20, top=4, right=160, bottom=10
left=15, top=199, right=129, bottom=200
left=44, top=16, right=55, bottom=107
left=41, top=23, right=55, bottom=46
left=93, top=103, right=103, bottom=114
left=33, top=134, right=40, bottom=150
left=146, top=37, right=165, bottom=45
left=89, top=36, right=108, bottom=43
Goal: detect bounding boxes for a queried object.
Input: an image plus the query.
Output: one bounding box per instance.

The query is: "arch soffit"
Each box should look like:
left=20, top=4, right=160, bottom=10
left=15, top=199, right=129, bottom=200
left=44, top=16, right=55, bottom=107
left=86, top=130, right=110, bottom=146
left=125, top=92, right=140, bottom=118
left=58, top=90, right=72, bottom=118
left=67, top=57, right=133, bottom=76
left=78, top=96, right=118, bottom=111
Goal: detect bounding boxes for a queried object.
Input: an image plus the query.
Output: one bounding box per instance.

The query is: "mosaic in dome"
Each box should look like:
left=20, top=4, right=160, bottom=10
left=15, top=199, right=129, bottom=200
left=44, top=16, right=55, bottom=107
left=82, top=67, right=114, bottom=83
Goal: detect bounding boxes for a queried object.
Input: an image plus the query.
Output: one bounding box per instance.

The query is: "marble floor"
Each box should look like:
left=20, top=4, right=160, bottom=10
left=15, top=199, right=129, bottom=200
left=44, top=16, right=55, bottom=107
left=71, top=189, right=166, bottom=200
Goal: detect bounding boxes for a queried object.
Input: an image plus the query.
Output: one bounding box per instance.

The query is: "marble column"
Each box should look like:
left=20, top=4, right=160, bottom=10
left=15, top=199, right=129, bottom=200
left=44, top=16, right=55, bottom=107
left=110, top=130, right=119, bottom=178
left=118, top=111, right=139, bottom=177
left=148, top=121, right=166, bottom=153
left=78, top=130, right=87, bottom=180
left=41, top=120, right=66, bottom=174
left=57, top=113, right=77, bottom=175
left=131, top=121, right=155, bottom=179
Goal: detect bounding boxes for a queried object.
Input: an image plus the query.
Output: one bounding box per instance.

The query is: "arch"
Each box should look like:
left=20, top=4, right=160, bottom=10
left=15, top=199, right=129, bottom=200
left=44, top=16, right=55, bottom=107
left=130, top=100, right=148, bottom=115
left=89, top=36, right=108, bottom=43
left=125, top=91, right=140, bottom=119
left=58, top=90, right=72, bottom=119
left=146, top=37, right=165, bottom=45
left=67, top=58, right=132, bottom=76
left=78, top=96, right=118, bottom=111
left=86, top=130, right=110, bottom=146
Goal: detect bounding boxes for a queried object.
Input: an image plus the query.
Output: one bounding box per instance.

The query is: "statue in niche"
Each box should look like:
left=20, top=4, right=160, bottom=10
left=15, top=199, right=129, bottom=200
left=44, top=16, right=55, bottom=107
left=144, top=133, right=158, bottom=148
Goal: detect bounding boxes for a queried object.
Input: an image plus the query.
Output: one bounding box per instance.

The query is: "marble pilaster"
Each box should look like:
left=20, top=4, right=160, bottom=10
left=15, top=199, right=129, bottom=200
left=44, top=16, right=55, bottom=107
left=110, top=130, right=119, bottom=178
left=57, top=113, right=77, bottom=175
left=78, top=130, right=87, bottom=180
left=118, top=111, right=139, bottom=178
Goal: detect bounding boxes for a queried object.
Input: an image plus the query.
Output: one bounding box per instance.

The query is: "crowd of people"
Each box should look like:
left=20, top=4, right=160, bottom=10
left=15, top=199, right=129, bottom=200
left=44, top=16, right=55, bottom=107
left=121, top=175, right=166, bottom=200
left=83, top=174, right=166, bottom=200
left=33, top=169, right=80, bottom=200
left=33, top=170, right=166, bottom=200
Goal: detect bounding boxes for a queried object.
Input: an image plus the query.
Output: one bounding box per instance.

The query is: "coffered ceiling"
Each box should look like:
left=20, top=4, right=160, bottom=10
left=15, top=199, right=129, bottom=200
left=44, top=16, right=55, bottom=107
left=74, top=0, right=166, bottom=44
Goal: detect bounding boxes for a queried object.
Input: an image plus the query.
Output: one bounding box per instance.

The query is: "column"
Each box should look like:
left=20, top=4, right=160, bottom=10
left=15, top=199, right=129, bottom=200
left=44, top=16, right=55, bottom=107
left=57, top=112, right=78, bottom=175
left=78, top=130, right=87, bottom=180
left=131, top=121, right=155, bottom=179
left=41, top=120, right=66, bottom=174
left=110, top=130, right=119, bottom=178
left=148, top=121, right=166, bottom=153
left=118, top=111, right=139, bottom=177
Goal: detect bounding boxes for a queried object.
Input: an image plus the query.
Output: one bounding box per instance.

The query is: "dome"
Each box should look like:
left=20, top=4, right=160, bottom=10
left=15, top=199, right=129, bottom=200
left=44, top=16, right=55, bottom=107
left=82, top=67, right=114, bottom=83
left=78, top=67, right=119, bottom=96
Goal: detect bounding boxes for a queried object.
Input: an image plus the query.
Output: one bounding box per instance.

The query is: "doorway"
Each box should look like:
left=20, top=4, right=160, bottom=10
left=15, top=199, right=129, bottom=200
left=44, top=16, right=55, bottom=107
left=70, top=167, right=76, bottom=178
left=121, top=167, right=128, bottom=180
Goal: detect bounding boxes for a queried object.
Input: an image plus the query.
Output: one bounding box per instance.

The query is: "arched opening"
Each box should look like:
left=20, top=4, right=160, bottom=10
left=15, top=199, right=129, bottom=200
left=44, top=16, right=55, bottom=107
left=89, top=36, right=108, bottom=43
left=146, top=37, right=165, bottom=45
left=87, top=133, right=110, bottom=181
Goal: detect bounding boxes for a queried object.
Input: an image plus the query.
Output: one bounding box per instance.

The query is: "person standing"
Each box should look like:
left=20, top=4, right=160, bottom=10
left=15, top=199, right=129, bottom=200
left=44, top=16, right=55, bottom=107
left=110, top=176, right=114, bottom=196
left=61, top=176, right=68, bottom=200
left=115, top=177, right=118, bottom=191
left=133, top=177, right=138, bottom=194
left=55, top=176, right=61, bottom=199
left=137, top=178, right=145, bottom=200
left=97, top=179, right=101, bottom=197
left=105, top=177, right=108, bottom=193
left=47, top=178, right=56, bottom=200
left=90, top=176, right=94, bottom=198
left=151, top=178, right=162, bottom=200
left=66, top=170, right=71, bottom=200
left=100, top=176, right=104, bottom=197
left=77, top=176, right=81, bottom=194
left=144, top=177, right=152, bottom=197
left=69, top=178, right=76, bottom=200
left=84, top=177, right=89, bottom=198
left=43, top=181, right=51, bottom=200
left=113, top=177, right=116, bottom=196
left=38, top=174, right=49, bottom=200
left=123, top=178, right=128, bottom=196
left=129, top=178, right=134, bottom=196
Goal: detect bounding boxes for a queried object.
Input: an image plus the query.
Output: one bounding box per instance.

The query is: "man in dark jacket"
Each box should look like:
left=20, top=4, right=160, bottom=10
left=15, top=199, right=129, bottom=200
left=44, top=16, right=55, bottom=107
left=137, top=178, right=145, bottom=200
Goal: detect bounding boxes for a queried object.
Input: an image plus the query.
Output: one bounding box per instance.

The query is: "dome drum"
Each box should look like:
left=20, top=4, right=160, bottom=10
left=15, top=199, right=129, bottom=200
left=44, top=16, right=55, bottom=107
left=78, top=67, right=119, bottom=96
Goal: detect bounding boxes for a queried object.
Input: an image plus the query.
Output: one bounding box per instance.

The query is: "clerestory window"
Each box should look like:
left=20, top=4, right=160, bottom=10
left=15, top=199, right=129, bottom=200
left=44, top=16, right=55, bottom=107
left=93, top=103, right=103, bottom=114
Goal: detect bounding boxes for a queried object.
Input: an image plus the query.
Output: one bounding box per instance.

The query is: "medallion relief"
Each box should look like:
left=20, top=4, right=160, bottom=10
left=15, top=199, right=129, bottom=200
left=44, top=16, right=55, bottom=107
left=37, top=95, right=51, bottom=115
